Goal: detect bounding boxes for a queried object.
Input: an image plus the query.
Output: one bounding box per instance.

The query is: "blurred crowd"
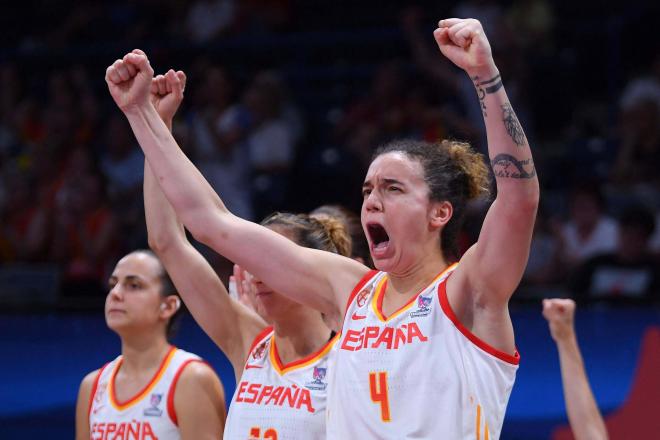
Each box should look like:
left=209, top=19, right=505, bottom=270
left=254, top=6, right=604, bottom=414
left=0, top=0, right=658, bottom=306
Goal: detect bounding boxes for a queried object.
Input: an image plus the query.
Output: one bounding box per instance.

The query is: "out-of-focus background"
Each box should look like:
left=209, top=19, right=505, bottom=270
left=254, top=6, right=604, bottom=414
left=1, top=0, right=658, bottom=438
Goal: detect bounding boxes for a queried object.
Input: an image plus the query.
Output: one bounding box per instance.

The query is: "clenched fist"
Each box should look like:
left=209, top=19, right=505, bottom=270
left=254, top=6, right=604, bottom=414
left=105, top=49, right=154, bottom=113
left=542, top=298, right=577, bottom=342
left=151, top=70, right=187, bottom=126
left=433, top=18, right=496, bottom=76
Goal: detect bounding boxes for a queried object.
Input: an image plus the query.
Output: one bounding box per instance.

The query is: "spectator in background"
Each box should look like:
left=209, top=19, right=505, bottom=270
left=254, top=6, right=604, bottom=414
left=0, top=169, right=49, bottom=262
left=571, top=205, right=659, bottom=304
left=187, top=64, right=253, bottom=220
left=99, top=114, right=144, bottom=201
left=185, top=0, right=236, bottom=44
left=523, top=207, right=562, bottom=289
left=335, top=61, right=407, bottom=166
left=51, top=170, right=118, bottom=298
left=243, top=71, right=301, bottom=218
left=558, top=182, right=618, bottom=270
left=543, top=298, right=609, bottom=440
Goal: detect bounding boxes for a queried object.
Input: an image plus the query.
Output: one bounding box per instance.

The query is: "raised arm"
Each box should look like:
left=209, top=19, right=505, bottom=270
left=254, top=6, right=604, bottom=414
left=436, top=19, right=539, bottom=334
left=143, top=69, right=267, bottom=374
left=106, top=50, right=367, bottom=320
left=543, top=299, right=609, bottom=440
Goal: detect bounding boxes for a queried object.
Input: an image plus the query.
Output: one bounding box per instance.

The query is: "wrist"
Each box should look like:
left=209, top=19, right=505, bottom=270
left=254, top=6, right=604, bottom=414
left=467, top=62, right=499, bottom=82
left=122, top=101, right=156, bottom=119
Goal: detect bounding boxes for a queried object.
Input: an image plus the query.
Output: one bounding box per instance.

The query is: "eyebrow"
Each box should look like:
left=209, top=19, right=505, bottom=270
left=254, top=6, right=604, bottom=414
left=108, top=275, right=144, bottom=283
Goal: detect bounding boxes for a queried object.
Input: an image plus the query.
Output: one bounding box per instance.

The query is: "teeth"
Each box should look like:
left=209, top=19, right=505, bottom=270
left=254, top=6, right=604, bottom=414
left=374, top=241, right=389, bottom=250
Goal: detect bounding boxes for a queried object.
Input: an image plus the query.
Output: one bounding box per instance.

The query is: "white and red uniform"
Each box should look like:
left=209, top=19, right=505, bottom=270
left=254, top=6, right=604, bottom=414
left=88, top=346, right=204, bottom=440
left=225, top=327, right=338, bottom=440
left=327, top=264, right=519, bottom=439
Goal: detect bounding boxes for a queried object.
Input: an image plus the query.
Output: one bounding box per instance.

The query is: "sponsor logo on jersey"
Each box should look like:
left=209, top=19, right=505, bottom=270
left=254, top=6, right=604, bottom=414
left=351, top=311, right=366, bottom=320
left=91, top=421, right=158, bottom=439
left=305, top=366, right=328, bottom=391
left=340, top=322, right=429, bottom=351
left=235, top=380, right=316, bottom=413
left=143, top=393, right=163, bottom=417
left=356, top=288, right=370, bottom=307
left=410, top=295, right=432, bottom=318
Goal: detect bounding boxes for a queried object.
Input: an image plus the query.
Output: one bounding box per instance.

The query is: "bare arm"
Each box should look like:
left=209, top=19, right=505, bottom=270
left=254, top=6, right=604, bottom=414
left=436, top=19, right=539, bottom=349
left=543, top=299, right=609, bottom=440
left=174, top=362, right=226, bottom=440
left=75, top=370, right=98, bottom=440
left=106, top=50, right=367, bottom=319
left=144, top=71, right=267, bottom=374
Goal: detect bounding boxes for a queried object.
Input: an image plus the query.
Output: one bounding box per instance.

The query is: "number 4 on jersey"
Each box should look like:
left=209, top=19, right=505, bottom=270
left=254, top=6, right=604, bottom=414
left=369, top=371, right=391, bottom=422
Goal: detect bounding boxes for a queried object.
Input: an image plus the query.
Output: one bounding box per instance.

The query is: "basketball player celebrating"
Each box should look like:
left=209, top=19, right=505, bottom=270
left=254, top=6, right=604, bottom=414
left=142, top=69, right=349, bottom=439
left=106, top=17, right=538, bottom=439
left=74, top=250, right=226, bottom=439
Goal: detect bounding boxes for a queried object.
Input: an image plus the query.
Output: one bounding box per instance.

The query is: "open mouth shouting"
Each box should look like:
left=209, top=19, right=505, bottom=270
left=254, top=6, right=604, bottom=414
left=367, top=222, right=391, bottom=259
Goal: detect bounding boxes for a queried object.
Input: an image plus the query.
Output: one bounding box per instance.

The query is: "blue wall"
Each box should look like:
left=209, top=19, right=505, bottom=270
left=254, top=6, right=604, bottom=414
left=1, top=306, right=658, bottom=439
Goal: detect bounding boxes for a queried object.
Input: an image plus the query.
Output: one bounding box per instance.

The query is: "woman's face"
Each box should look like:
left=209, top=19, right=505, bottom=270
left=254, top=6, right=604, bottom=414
left=105, top=253, right=169, bottom=337
left=361, top=152, right=441, bottom=273
left=247, top=225, right=306, bottom=322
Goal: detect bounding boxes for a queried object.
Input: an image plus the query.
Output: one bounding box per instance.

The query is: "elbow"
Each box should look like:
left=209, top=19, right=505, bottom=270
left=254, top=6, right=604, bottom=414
left=147, top=230, right=180, bottom=256
left=182, top=207, right=231, bottom=248
left=499, top=183, right=540, bottom=218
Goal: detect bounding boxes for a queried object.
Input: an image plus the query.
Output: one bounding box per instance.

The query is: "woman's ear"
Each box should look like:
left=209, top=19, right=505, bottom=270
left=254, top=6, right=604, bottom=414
left=429, top=201, right=453, bottom=229
left=159, top=295, right=181, bottom=319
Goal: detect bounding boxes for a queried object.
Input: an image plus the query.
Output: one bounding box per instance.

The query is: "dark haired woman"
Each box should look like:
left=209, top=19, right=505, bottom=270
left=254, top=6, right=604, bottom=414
left=74, top=250, right=227, bottom=439
left=140, top=70, right=350, bottom=439
left=107, top=16, right=539, bottom=439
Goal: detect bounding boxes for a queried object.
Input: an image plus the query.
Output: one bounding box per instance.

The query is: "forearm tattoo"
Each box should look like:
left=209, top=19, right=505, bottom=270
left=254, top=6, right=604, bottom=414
left=501, top=103, right=527, bottom=147
left=472, top=74, right=503, bottom=117
left=490, top=154, right=536, bottom=179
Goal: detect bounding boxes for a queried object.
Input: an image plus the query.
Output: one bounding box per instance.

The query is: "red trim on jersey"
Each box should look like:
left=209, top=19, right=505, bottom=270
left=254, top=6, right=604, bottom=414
left=438, top=279, right=520, bottom=365
left=343, top=270, right=379, bottom=322
left=270, top=332, right=339, bottom=374
left=87, top=363, right=109, bottom=418
left=110, top=345, right=177, bottom=409
left=373, top=264, right=457, bottom=322
left=167, top=359, right=207, bottom=426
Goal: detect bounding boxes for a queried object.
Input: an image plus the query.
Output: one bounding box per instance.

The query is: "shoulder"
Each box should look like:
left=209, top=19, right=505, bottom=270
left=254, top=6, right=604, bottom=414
left=172, top=361, right=226, bottom=420
left=78, top=368, right=101, bottom=397
left=174, top=361, right=224, bottom=400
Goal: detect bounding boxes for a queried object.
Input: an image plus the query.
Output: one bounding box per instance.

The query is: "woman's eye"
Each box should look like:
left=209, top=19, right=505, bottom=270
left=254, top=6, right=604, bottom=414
left=362, top=189, right=372, bottom=197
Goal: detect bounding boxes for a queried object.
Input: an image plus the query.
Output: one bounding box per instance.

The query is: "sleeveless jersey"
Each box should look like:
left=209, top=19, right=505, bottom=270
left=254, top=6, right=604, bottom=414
left=224, top=327, right=338, bottom=440
left=88, top=346, right=204, bottom=440
left=327, top=264, right=519, bottom=439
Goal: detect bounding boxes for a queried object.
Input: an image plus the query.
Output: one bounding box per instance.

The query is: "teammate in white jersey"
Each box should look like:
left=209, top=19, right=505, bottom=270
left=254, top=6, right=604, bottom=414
left=74, top=250, right=227, bottom=439
left=132, top=66, right=350, bottom=439
left=107, top=16, right=539, bottom=438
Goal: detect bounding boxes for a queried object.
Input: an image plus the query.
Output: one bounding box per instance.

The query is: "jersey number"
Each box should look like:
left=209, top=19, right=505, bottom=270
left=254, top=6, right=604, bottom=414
left=249, top=427, right=278, bottom=440
left=369, top=371, right=391, bottom=422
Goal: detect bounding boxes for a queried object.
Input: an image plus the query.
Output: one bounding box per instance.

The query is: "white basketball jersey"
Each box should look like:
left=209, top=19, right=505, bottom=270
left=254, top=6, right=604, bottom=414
left=88, top=346, right=203, bottom=440
left=224, top=327, right=338, bottom=440
left=327, top=265, right=519, bottom=439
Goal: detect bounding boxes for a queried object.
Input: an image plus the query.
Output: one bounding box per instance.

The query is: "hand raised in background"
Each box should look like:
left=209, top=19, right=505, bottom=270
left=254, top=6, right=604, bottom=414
left=542, top=298, right=577, bottom=342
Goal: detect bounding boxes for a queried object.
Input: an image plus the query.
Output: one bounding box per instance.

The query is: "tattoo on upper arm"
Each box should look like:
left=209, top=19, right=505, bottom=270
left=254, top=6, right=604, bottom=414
left=490, top=154, right=536, bottom=179
left=473, top=74, right=504, bottom=117
left=501, top=103, right=527, bottom=147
